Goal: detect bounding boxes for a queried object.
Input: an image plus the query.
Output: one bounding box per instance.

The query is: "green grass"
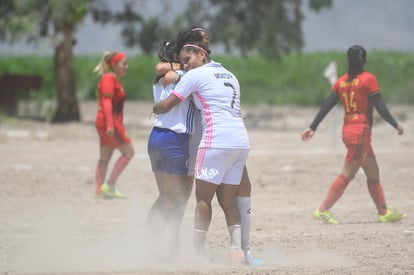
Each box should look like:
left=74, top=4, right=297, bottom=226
left=1, top=51, right=414, bottom=105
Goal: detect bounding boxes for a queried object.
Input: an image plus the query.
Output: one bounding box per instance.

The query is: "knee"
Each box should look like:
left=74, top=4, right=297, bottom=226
left=238, top=177, right=251, bottom=196
left=337, top=174, right=354, bottom=186
left=196, top=200, right=211, bottom=215
left=339, top=174, right=352, bottom=184
left=124, top=147, right=135, bottom=160
left=98, top=158, right=110, bottom=165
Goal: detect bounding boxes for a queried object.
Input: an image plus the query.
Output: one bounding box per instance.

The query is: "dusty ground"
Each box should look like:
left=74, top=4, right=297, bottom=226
left=0, top=101, right=413, bottom=275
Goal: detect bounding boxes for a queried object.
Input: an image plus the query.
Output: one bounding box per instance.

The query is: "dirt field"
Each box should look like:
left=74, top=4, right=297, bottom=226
left=1, top=101, right=413, bottom=275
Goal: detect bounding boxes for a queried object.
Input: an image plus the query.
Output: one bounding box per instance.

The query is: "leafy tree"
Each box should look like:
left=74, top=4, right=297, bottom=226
left=1, top=0, right=91, bottom=122
left=90, top=0, right=178, bottom=54
left=0, top=0, right=144, bottom=122
left=0, top=0, right=333, bottom=122
left=177, top=0, right=332, bottom=59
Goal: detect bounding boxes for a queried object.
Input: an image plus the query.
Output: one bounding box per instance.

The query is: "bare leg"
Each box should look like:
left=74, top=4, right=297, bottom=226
left=95, top=145, right=114, bottom=195
left=362, top=156, right=405, bottom=221
left=163, top=174, right=193, bottom=252
left=319, top=161, right=359, bottom=211
left=147, top=171, right=165, bottom=227
left=217, top=183, right=243, bottom=260
left=107, top=143, right=134, bottom=185
left=216, top=184, right=241, bottom=227
left=193, top=179, right=217, bottom=253
left=361, top=156, right=387, bottom=215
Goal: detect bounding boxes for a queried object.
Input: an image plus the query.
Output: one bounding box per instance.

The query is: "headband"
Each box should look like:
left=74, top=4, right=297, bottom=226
left=191, top=27, right=206, bottom=32
left=108, top=52, right=126, bottom=66
left=183, top=44, right=208, bottom=55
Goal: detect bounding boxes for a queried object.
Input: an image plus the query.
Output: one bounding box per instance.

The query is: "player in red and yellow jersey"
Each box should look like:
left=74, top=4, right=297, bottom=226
left=302, top=45, right=406, bottom=224
left=93, top=51, right=134, bottom=198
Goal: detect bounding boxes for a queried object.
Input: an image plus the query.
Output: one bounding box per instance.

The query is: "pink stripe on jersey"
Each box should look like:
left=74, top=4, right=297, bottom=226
left=172, top=90, right=185, bottom=101
left=195, top=92, right=213, bottom=148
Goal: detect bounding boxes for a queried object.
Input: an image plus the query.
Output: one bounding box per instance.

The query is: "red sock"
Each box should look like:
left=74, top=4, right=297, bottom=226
left=319, top=175, right=349, bottom=211
left=367, top=179, right=387, bottom=215
left=107, top=156, right=130, bottom=185
left=95, top=160, right=108, bottom=195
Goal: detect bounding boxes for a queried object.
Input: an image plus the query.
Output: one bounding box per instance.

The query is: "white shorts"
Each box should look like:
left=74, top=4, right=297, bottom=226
left=195, top=147, right=249, bottom=185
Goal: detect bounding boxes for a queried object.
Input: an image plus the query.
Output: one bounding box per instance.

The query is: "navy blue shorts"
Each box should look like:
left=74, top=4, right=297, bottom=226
left=147, top=127, right=190, bottom=174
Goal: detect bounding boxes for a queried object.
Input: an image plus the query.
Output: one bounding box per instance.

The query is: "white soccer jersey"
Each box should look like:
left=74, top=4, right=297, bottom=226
left=172, top=62, right=249, bottom=149
left=152, top=70, right=194, bottom=134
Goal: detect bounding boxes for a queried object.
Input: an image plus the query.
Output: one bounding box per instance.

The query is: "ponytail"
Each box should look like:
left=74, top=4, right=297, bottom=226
left=93, top=51, right=121, bottom=76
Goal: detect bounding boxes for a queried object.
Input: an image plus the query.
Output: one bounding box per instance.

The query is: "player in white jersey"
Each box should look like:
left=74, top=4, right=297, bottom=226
left=147, top=41, right=195, bottom=256
left=188, top=27, right=261, bottom=266
left=155, top=27, right=262, bottom=266
left=153, top=32, right=249, bottom=263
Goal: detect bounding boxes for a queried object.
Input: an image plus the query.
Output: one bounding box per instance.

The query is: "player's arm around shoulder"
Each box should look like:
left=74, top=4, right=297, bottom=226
left=153, top=93, right=182, bottom=114
left=155, top=62, right=181, bottom=76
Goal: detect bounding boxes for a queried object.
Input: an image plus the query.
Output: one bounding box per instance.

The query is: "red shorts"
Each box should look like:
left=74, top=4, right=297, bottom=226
left=96, top=124, right=131, bottom=148
left=342, top=133, right=375, bottom=165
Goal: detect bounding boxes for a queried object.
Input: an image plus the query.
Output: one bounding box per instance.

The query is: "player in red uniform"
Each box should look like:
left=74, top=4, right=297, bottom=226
left=302, top=45, right=406, bottom=224
left=93, top=51, right=134, bottom=198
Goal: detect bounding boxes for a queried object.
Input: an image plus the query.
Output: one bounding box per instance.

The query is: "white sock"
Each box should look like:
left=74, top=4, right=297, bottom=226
left=193, top=229, right=208, bottom=253
left=236, top=196, right=251, bottom=250
left=228, top=224, right=242, bottom=251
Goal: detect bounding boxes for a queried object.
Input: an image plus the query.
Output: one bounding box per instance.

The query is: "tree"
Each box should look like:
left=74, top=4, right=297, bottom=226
left=177, top=0, right=333, bottom=59
left=1, top=0, right=333, bottom=122
left=0, top=0, right=144, bottom=122
left=47, top=1, right=91, bottom=122
left=1, top=0, right=91, bottom=122
left=89, top=0, right=175, bottom=55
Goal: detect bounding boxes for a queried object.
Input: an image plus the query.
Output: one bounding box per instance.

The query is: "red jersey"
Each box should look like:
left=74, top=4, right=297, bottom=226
left=332, top=72, right=380, bottom=143
left=95, top=73, right=126, bottom=129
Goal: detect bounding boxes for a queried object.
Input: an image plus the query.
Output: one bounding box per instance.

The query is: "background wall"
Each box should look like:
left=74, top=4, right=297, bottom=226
left=1, top=0, right=413, bottom=56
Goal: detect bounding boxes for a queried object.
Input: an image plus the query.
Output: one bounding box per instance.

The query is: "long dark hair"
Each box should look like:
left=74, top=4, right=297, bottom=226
left=154, top=41, right=178, bottom=83
left=347, top=45, right=367, bottom=81
left=176, top=30, right=209, bottom=55
left=158, top=41, right=177, bottom=63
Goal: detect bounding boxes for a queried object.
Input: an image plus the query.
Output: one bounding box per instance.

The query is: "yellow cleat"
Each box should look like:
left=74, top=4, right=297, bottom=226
left=313, top=208, right=339, bottom=224
left=101, top=183, right=126, bottom=199
left=379, top=209, right=406, bottom=223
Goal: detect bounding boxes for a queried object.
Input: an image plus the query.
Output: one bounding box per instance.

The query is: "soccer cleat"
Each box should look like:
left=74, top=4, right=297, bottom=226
left=244, top=249, right=263, bottom=266
left=313, top=208, right=339, bottom=224
left=379, top=209, right=406, bottom=223
left=95, top=192, right=112, bottom=199
left=227, top=249, right=245, bottom=265
left=101, top=183, right=125, bottom=199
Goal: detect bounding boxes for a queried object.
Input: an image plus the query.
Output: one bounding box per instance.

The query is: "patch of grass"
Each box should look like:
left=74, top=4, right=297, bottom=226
left=1, top=51, right=413, bottom=106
